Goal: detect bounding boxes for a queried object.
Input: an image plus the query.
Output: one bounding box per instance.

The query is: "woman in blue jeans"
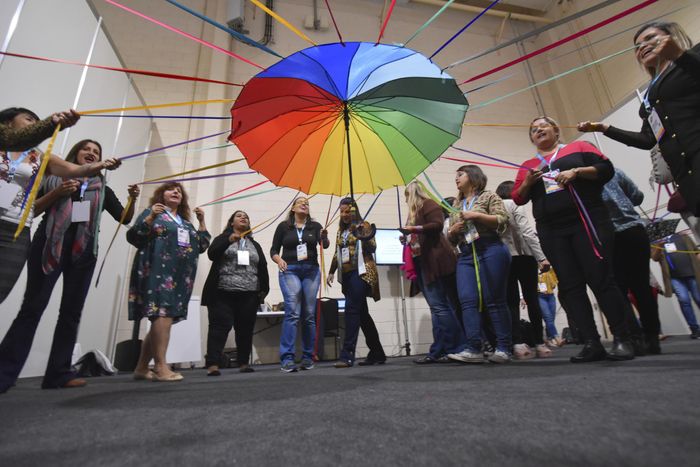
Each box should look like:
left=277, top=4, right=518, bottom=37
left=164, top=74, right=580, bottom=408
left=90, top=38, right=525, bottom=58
left=401, top=182, right=466, bottom=363
left=446, top=165, right=512, bottom=364
left=271, top=197, right=329, bottom=372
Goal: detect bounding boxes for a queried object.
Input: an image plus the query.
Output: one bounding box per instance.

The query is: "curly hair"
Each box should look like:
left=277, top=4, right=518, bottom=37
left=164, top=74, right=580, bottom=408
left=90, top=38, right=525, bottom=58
left=149, top=182, right=191, bottom=222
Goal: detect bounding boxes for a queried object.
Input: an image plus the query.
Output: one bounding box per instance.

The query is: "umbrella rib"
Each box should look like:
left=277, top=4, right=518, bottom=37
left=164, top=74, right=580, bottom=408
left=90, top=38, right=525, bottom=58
left=354, top=99, right=464, bottom=138
left=298, top=50, right=347, bottom=99
left=234, top=94, right=337, bottom=113
left=347, top=115, right=377, bottom=192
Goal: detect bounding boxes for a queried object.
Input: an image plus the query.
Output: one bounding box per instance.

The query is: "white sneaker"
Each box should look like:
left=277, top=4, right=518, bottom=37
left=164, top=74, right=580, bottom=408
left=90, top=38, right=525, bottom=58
left=488, top=350, right=511, bottom=363
left=513, top=343, right=534, bottom=360
left=536, top=344, right=553, bottom=358
left=447, top=350, right=485, bottom=364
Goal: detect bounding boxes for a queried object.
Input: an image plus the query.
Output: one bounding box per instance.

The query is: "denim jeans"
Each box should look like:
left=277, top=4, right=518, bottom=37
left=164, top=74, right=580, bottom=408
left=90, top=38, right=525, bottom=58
left=279, top=263, right=320, bottom=364
left=538, top=293, right=559, bottom=339
left=414, top=258, right=466, bottom=358
left=670, top=277, right=700, bottom=331
left=456, top=238, right=512, bottom=353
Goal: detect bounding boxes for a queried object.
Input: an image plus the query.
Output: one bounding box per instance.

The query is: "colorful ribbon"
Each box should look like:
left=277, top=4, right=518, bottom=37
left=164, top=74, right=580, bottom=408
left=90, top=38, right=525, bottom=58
left=0, top=51, right=243, bottom=87
left=469, top=45, right=636, bottom=109
left=14, top=125, right=60, bottom=239
left=80, top=98, right=235, bottom=116
left=430, top=0, right=501, bottom=59
left=83, top=114, right=231, bottom=120
left=324, top=0, right=344, bottom=44
left=105, top=0, right=263, bottom=69
left=250, top=0, right=317, bottom=46
left=462, top=0, right=658, bottom=84
left=376, top=0, right=397, bottom=45
left=568, top=185, right=603, bottom=260
left=200, top=186, right=283, bottom=207
left=140, top=158, right=245, bottom=185
left=165, top=0, right=282, bottom=57
left=94, top=196, right=133, bottom=286
left=119, top=130, right=230, bottom=161
left=199, top=180, right=271, bottom=207
left=139, top=170, right=255, bottom=185
left=403, top=0, right=455, bottom=47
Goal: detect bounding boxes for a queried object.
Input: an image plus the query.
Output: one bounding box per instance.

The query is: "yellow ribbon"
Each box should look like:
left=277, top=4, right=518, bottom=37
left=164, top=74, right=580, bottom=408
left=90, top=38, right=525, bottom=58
left=79, top=98, right=235, bottom=115
left=137, top=157, right=244, bottom=185
left=250, top=0, right=317, bottom=46
left=463, top=123, right=578, bottom=128
left=14, top=124, right=60, bottom=239
left=94, top=196, right=134, bottom=286
left=651, top=244, right=700, bottom=254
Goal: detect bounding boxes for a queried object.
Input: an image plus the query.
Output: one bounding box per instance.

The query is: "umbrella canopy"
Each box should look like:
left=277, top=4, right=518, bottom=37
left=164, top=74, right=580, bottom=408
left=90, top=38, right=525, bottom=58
left=230, top=42, right=469, bottom=196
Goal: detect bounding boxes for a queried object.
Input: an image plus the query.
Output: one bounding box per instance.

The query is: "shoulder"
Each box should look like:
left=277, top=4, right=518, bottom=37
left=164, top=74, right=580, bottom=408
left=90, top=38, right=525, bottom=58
left=309, top=221, right=323, bottom=230
left=564, top=141, right=605, bottom=158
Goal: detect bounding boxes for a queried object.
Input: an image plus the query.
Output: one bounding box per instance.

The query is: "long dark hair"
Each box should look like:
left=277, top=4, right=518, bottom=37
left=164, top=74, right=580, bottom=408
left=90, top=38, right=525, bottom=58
left=337, top=197, right=359, bottom=230
left=65, top=139, right=103, bottom=178
left=455, top=165, right=488, bottom=203
left=222, top=210, right=253, bottom=239
left=0, top=107, right=40, bottom=126
left=148, top=182, right=191, bottom=222
left=496, top=181, right=514, bottom=200
left=284, top=196, right=314, bottom=228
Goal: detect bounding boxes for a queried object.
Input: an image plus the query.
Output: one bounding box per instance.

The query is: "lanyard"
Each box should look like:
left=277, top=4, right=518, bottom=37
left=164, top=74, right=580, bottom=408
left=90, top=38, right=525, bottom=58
left=239, top=237, right=246, bottom=249
left=6, top=151, right=30, bottom=182
left=295, top=222, right=306, bottom=244
left=166, top=209, right=183, bottom=226
left=341, top=229, right=350, bottom=246
left=79, top=179, right=89, bottom=200
left=535, top=144, right=564, bottom=171
left=462, top=195, right=478, bottom=212
left=642, top=62, right=666, bottom=112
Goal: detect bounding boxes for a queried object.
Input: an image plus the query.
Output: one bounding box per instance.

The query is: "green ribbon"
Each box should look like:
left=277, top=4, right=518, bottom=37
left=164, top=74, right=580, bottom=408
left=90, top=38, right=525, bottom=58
left=470, top=44, right=637, bottom=110
left=200, top=187, right=283, bottom=206
left=402, top=0, right=456, bottom=48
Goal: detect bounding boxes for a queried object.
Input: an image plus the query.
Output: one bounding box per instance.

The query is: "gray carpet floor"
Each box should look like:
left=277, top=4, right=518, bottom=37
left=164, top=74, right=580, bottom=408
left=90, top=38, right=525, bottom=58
left=1, top=338, right=699, bottom=467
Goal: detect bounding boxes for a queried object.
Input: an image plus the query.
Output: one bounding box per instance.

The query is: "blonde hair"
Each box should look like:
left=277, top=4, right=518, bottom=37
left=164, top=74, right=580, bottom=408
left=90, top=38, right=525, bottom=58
left=404, top=181, right=430, bottom=226
left=634, top=22, right=693, bottom=77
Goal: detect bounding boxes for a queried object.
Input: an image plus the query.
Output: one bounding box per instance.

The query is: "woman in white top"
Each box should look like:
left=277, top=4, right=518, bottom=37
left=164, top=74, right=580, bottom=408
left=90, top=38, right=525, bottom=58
left=0, top=107, right=121, bottom=304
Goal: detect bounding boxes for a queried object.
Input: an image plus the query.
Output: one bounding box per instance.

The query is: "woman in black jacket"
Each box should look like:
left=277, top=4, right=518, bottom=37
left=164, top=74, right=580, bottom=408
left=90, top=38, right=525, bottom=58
left=578, top=21, right=700, bottom=215
left=201, top=210, right=269, bottom=375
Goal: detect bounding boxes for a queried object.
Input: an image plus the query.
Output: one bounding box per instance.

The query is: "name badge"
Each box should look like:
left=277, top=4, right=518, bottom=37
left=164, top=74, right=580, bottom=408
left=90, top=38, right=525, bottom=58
left=463, top=221, right=480, bottom=245
left=177, top=227, right=190, bottom=247
left=296, top=243, right=308, bottom=261
left=0, top=180, right=21, bottom=210
left=237, top=249, right=250, bottom=266
left=543, top=170, right=564, bottom=194
left=341, top=247, right=350, bottom=264
left=664, top=243, right=677, bottom=253
left=648, top=109, right=666, bottom=142
left=538, top=282, right=548, bottom=293
left=71, top=200, right=91, bottom=223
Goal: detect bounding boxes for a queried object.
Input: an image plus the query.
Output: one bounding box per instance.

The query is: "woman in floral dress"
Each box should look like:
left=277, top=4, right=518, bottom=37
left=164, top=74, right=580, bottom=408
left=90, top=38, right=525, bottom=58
left=127, top=182, right=210, bottom=382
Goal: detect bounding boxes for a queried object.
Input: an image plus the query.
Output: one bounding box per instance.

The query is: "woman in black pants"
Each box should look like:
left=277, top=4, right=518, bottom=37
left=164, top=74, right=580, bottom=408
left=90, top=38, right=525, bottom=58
left=496, top=181, right=552, bottom=359
left=512, top=116, right=634, bottom=363
left=0, top=139, right=137, bottom=392
left=202, top=210, right=269, bottom=375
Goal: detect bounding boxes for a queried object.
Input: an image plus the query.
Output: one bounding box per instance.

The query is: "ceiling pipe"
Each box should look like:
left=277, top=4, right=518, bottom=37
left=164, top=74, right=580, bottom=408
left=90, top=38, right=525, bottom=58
left=411, top=0, right=553, bottom=24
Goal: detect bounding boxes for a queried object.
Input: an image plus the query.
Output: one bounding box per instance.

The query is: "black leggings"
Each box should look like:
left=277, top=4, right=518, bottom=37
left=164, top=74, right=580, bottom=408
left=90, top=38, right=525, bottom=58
left=507, top=255, right=545, bottom=345
left=538, top=219, right=630, bottom=342
left=205, top=290, right=259, bottom=367
left=612, top=225, right=661, bottom=337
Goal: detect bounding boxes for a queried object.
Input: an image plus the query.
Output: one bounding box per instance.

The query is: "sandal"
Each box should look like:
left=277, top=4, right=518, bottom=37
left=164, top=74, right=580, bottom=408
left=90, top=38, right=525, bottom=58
left=152, top=372, right=184, bottom=382
left=133, top=370, right=155, bottom=381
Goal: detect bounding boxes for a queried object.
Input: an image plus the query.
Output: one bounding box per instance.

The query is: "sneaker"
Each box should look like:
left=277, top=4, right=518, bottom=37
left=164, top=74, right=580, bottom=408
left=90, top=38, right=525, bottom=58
left=513, top=343, right=534, bottom=360
left=280, top=361, right=298, bottom=373
left=334, top=360, right=352, bottom=368
left=482, top=342, right=495, bottom=358
left=488, top=350, right=511, bottom=363
left=535, top=344, right=553, bottom=358
left=447, top=350, right=485, bottom=364
left=300, top=359, right=314, bottom=370
left=691, top=329, right=699, bottom=340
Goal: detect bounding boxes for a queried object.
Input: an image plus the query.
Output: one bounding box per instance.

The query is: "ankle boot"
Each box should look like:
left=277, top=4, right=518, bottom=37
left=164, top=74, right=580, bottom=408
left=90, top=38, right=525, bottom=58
left=570, top=340, right=607, bottom=363
left=607, top=339, right=635, bottom=361
left=645, top=334, right=661, bottom=355
left=631, top=334, right=647, bottom=357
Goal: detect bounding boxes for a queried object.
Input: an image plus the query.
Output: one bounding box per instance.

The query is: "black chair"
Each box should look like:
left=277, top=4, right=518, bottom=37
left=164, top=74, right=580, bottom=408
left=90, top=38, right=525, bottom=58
left=317, top=297, right=340, bottom=361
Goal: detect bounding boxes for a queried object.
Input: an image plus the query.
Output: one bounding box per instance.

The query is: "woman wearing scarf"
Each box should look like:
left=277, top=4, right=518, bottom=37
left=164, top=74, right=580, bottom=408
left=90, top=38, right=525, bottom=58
left=327, top=198, right=385, bottom=368
left=0, top=139, right=137, bottom=392
left=512, top=116, right=634, bottom=363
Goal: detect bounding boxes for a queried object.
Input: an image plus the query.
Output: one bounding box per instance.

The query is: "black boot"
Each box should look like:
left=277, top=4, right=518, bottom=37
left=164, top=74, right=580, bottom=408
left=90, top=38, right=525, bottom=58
left=607, top=339, right=635, bottom=361
left=570, top=340, right=607, bottom=363
left=645, top=334, right=661, bottom=355
left=631, top=334, right=647, bottom=357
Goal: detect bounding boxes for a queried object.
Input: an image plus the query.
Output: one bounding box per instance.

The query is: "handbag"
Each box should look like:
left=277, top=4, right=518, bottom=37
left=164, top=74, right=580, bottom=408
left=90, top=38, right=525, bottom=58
left=667, top=190, right=688, bottom=213
left=649, top=145, right=674, bottom=184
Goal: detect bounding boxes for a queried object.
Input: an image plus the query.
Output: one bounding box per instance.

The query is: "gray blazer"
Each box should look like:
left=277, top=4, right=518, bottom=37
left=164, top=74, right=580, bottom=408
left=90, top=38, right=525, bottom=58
left=500, top=199, right=545, bottom=261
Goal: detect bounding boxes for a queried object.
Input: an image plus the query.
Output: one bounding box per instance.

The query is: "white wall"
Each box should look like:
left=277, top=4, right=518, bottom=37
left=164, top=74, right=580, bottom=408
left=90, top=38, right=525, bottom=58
left=0, top=0, right=151, bottom=377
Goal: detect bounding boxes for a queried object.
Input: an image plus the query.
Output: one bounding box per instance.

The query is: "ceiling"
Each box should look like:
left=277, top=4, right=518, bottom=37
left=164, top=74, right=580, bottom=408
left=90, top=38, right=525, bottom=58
left=454, top=0, right=557, bottom=16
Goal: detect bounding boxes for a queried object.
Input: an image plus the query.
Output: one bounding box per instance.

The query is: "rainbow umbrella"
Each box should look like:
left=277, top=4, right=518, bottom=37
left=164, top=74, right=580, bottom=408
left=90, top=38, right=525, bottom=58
left=230, top=42, right=468, bottom=197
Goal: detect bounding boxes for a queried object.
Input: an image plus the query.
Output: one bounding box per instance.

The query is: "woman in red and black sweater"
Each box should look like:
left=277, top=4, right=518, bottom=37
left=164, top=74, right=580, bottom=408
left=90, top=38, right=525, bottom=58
left=512, top=116, right=633, bottom=363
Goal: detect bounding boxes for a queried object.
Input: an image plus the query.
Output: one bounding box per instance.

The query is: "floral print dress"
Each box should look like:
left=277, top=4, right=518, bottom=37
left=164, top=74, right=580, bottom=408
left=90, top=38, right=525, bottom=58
left=127, top=208, right=210, bottom=322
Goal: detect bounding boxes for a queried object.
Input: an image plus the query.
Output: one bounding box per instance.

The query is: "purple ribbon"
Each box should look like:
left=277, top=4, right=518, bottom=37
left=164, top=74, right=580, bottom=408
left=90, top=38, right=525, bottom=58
left=119, top=130, right=229, bottom=161
left=140, top=170, right=256, bottom=185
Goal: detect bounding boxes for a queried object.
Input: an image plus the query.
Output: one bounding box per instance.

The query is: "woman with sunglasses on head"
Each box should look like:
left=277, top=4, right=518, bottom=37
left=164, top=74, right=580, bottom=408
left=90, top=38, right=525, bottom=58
left=128, top=182, right=210, bottom=382
left=326, top=198, right=385, bottom=368
left=0, top=107, right=120, bottom=305
left=578, top=21, right=700, bottom=216
left=202, top=210, right=269, bottom=375
left=0, top=139, right=136, bottom=392
left=445, top=166, right=512, bottom=364
left=513, top=116, right=634, bottom=363
left=271, top=197, right=329, bottom=373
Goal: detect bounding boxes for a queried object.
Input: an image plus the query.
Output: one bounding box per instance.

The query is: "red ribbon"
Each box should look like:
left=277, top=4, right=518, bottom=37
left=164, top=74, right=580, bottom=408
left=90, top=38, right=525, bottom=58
left=376, top=0, right=397, bottom=44
left=462, top=0, right=659, bottom=84
left=0, top=51, right=242, bottom=87
left=204, top=180, right=269, bottom=205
